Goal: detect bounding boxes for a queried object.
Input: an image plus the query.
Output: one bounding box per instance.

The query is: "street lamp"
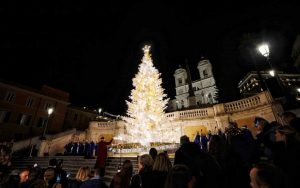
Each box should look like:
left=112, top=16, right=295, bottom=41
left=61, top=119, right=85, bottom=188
left=41, top=107, right=54, bottom=140
left=258, top=44, right=270, bottom=58
left=257, top=43, right=285, bottom=93
left=257, top=44, right=275, bottom=76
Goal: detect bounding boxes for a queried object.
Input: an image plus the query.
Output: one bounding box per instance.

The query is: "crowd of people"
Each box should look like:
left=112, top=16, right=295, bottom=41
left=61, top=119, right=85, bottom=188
left=0, top=111, right=300, bottom=188
left=112, top=112, right=300, bottom=188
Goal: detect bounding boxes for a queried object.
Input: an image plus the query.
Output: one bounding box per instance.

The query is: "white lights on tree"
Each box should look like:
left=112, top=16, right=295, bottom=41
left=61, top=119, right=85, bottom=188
left=116, top=45, right=179, bottom=147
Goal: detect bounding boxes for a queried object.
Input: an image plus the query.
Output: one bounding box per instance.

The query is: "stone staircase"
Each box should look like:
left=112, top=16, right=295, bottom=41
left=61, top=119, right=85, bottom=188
left=11, top=156, right=138, bottom=185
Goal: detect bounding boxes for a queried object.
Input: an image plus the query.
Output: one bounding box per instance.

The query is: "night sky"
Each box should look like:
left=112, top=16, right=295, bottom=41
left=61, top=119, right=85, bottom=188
left=1, top=1, right=300, bottom=115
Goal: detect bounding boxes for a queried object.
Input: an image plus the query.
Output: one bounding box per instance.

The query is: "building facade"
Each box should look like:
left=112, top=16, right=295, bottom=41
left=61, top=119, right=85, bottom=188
left=169, top=58, right=218, bottom=111
left=0, top=81, right=70, bottom=141
left=238, top=71, right=300, bottom=99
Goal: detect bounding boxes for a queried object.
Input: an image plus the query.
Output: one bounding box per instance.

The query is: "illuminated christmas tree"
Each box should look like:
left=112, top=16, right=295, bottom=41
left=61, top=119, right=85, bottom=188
left=118, top=45, right=175, bottom=147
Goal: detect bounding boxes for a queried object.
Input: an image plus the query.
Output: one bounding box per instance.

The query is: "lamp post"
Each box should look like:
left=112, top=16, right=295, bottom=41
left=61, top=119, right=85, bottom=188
left=257, top=43, right=285, bottom=96
left=41, top=107, right=54, bottom=140
left=98, top=108, right=102, bottom=116
left=257, top=44, right=275, bottom=76
left=257, top=43, right=287, bottom=124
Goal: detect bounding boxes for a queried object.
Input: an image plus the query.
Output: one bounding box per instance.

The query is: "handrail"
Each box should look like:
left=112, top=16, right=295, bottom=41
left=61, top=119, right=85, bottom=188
left=12, top=129, right=77, bottom=153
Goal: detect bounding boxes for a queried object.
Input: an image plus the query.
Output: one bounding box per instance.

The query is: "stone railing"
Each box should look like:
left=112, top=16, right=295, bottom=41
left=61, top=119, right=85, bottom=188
left=166, top=107, right=214, bottom=120
left=89, top=121, right=117, bottom=129
left=13, top=129, right=77, bottom=155
left=12, top=136, right=40, bottom=153
left=224, top=91, right=270, bottom=113
left=48, top=129, right=77, bottom=140
left=167, top=91, right=273, bottom=120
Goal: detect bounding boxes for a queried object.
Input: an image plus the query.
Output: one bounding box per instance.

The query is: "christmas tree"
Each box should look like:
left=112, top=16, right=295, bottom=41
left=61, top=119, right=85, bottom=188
left=118, top=45, right=174, bottom=147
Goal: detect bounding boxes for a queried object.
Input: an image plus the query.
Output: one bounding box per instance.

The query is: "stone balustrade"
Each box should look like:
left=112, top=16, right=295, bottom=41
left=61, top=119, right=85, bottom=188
left=166, top=108, right=213, bottom=120
left=166, top=91, right=271, bottom=120
left=223, top=92, right=270, bottom=113
left=12, top=129, right=77, bottom=154
left=89, top=121, right=117, bottom=129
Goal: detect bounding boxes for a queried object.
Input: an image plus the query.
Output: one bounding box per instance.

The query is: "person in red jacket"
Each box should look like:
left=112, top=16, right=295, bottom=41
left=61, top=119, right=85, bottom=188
left=95, top=136, right=113, bottom=177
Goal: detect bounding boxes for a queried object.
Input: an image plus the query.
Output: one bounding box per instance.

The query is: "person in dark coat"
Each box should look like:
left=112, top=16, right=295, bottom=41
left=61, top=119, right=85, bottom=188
left=254, top=117, right=279, bottom=161
left=174, top=139, right=223, bottom=188
left=194, top=132, right=201, bottom=149
left=110, top=160, right=133, bottom=188
left=64, top=142, right=73, bottom=155
left=164, top=164, right=195, bottom=188
left=90, top=141, right=96, bottom=158
left=273, top=126, right=300, bottom=188
left=200, top=134, right=208, bottom=152
left=71, top=142, right=78, bottom=156
left=130, top=154, right=154, bottom=188
left=78, top=142, right=85, bottom=156
left=148, top=148, right=157, bottom=161
left=84, top=141, right=91, bottom=159
left=56, top=159, right=68, bottom=188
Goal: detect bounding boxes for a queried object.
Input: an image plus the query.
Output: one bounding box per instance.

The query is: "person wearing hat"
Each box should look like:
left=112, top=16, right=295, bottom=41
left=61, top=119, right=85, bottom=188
left=94, top=136, right=113, bottom=177
left=254, top=117, right=279, bottom=161
left=273, top=125, right=300, bottom=188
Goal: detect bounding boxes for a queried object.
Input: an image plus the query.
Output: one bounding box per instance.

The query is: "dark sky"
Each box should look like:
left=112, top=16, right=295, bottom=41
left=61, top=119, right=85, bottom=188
left=1, top=1, right=300, bottom=115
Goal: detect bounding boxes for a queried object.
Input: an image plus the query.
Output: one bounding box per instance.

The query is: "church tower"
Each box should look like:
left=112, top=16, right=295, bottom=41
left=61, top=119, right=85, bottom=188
left=197, top=58, right=218, bottom=104
left=173, top=66, right=188, bottom=109
left=174, top=65, right=187, bottom=88
left=168, top=57, right=218, bottom=111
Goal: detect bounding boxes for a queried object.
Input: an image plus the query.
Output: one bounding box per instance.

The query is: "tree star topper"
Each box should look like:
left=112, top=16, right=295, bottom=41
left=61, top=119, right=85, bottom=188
left=142, top=45, right=151, bottom=61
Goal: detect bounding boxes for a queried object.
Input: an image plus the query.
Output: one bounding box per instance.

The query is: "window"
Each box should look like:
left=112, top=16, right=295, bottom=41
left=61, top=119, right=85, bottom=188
left=178, top=78, right=183, bottom=84
left=5, top=92, right=16, bottom=103
left=26, top=97, right=35, bottom=108
left=0, top=111, right=11, bottom=123
left=44, top=102, right=52, bottom=110
left=37, top=117, right=48, bottom=127
left=203, top=69, right=208, bottom=77
left=17, top=114, right=32, bottom=126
